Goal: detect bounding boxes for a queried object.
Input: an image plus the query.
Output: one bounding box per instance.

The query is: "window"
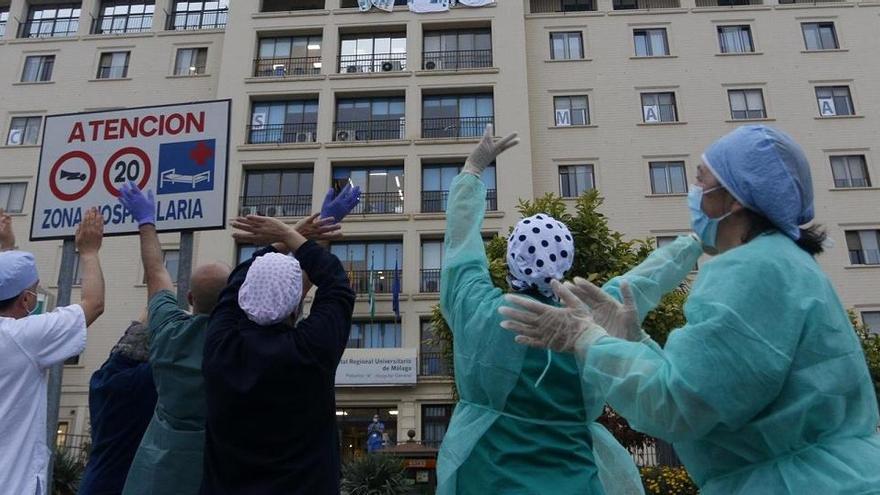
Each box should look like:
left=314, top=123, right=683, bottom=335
left=815, top=86, right=854, bottom=117
left=862, top=311, right=880, bottom=335
left=249, top=100, right=319, bottom=144
left=237, top=244, right=259, bottom=264
left=174, top=47, right=208, bottom=75
left=728, top=89, right=766, bottom=120
left=423, top=29, right=492, bottom=70
left=331, top=241, right=403, bottom=293
left=559, top=165, right=595, bottom=198
left=633, top=29, right=669, bottom=57
left=256, top=36, right=322, bottom=76
left=422, top=94, right=494, bottom=139
left=0, top=183, right=28, bottom=213
left=649, top=161, right=687, bottom=195
left=241, top=169, right=314, bottom=217
left=347, top=321, right=401, bottom=349
left=332, top=167, right=404, bottom=214
left=831, top=156, right=871, bottom=188
left=422, top=164, right=496, bottom=212
left=550, top=32, right=583, bottom=60
left=422, top=404, right=454, bottom=447
left=21, top=56, right=55, bottom=83
left=21, top=4, right=81, bottom=38
left=420, top=240, right=443, bottom=292
left=7, top=117, right=42, bottom=146
left=169, top=0, right=228, bottom=30
left=554, top=96, right=590, bottom=126
left=339, top=33, right=406, bottom=73
left=420, top=320, right=450, bottom=375
left=845, top=230, right=880, bottom=265
left=562, top=0, right=594, bottom=10
left=96, top=1, right=154, bottom=34
left=143, top=250, right=180, bottom=283
left=802, top=22, right=838, bottom=51
left=335, top=97, right=405, bottom=141
left=718, top=25, right=753, bottom=54
left=97, top=51, right=130, bottom=79
left=0, top=7, right=9, bottom=37
left=641, top=92, right=678, bottom=123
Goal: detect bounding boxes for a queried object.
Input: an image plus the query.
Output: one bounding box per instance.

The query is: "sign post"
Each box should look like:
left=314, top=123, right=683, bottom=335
left=31, top=100, right=231, bottom=490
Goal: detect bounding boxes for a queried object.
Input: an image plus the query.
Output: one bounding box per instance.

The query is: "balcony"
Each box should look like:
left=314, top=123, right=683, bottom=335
left=347, top=269, right=402, bottom=294
left=92, top=13, right=152, bottom=34
left=530, top=0, right=596, bottom=13
left=613, top=0, right=681, bottom=9
left=420, top=351, right=452, bottom=377
left=333, top=119, right=406, bottom=142
left=420, top=269, right=441, bottom=293
left=421, top=190, right=497, bottom=213
left=422, top=50, right=493, bottom=71
left=421, top=116, right=494, bottom=140
left=262, top=0, right=325, bottom=11
left=167, top=8, right=227, bottom=30
left=338, top=53, right=407, bottom=74
left=238, top=195, right=313, bottom=218
left=18, top=19, right=79, bottom=38
left=695, top=0, right=761, bottom=5
left=347, top=192, right=404, bottom=215
left=253, top=57, right=322, bottom=77
left=246, top=123, right=318, bottom=145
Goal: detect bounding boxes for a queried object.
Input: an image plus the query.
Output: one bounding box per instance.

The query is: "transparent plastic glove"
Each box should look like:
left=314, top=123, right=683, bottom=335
left=118, top=181, right=156, bottom=226
left=462, top=124, right=520, bottom=176
left=566, top=278, right=648, bottom=342
left=499, top=280, right=607, bottom=353
left=320, top=184, right=361, bottom=223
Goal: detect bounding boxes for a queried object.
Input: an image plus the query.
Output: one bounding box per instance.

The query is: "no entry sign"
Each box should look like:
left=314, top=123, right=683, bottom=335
left=30, top=100, right=230, bottom=240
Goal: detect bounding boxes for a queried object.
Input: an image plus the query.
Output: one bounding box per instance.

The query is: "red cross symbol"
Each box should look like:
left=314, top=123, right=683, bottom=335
left=189, top=141, right=214, bottom=166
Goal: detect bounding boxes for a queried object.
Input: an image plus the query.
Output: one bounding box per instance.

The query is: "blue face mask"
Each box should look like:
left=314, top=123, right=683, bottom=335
left=688, top=186, right=733, bottom=249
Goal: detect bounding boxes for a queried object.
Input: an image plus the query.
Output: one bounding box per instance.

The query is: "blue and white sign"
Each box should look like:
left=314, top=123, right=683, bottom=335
left=157, top=139, right=217, bottom=195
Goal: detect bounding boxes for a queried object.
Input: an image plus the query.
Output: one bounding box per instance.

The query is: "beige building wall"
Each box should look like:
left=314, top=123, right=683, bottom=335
left=0, top=0, right=877, bottom=449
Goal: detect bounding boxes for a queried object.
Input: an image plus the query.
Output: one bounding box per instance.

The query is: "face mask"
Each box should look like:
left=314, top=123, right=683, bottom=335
left=25, top=290, right=39, bottom=316
left=688, top=186, right=733, bottom=249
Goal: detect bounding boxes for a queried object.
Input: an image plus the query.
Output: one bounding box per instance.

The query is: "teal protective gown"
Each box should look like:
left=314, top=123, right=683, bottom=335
left=438, top=173, right=704, bottom=495
left=580, top=232, right=880, bottom=494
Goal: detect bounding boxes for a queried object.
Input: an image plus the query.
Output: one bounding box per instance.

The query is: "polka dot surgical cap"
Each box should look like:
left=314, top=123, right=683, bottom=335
left=506, top=214, right=575, bottom=298
left=238, top=252, right=303, bottom=326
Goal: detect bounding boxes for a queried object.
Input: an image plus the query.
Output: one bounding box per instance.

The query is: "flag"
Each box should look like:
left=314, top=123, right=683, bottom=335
left=368, top=255, right=376, bottom=319
left=409, top=0, right=450, bottom=13
left=392, top=258, right=400, bottom=318
left=373, top=0, right=395, bottom=11
left=357, top=0, right=371, bottom=10
left=457, top=0, right=495, bottom=6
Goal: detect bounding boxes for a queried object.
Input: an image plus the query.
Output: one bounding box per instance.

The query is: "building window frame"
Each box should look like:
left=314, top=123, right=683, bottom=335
left=0, top=7, right=9, bottom=37
left=633, top=28, right=669, bottom=57
left=96, top=51, right=131, bottom=79
left=421, top=403, right=454, bottom=447
left=255, top=35, right=322, bottom=77
left=20, top=3, right=81, bottom=39
left=21, top=55, right=56, bottom=82
left=553, top=95, right=590, bottom=126
left=717, top=25, right=754, bottom=54
left=549, top=31, right=584, bottom=60
left=169, top=0, right=228, bottom=31
left=845, top=229, right=880, bottom=266
left=94, top=0, right=155, bottom=35
left=727, top=88, right=766, bottom=120
left=559, top=164, right=595, bottom=198
left=640, top=91, right=678, bottom=123
left=649, top=161, right=687, bottom=195
left=862, top=311, right=880, bottom=335
left=830, top=155, right=871, bottom=189
left=422, top=93, right=494, bottom=139
left=801, top=22, right=839, bottom=51
left=815, top=85, right=854, bottom=117
left=249, top=99, right=319, bottom=144
left=338, top=32, right=407, bottom=73
left=174, top=47, right=208, bottom=76
left=240, top=168, right=314, bottom=217
left=347, top=321, right=402, bottom=349
left=6, top=116, right=43, bottom=146
left=0, top=183, right=28, bottom=213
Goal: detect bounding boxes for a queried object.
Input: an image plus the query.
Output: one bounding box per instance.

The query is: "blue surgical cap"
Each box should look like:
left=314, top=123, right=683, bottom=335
left=702, top=125, right=814, bottom=240
left=0, top=251, right=39, bottom=300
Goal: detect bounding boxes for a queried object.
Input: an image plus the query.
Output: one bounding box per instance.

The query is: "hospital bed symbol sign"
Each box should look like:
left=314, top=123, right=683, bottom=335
left=157, top=139, right=216, bottom=195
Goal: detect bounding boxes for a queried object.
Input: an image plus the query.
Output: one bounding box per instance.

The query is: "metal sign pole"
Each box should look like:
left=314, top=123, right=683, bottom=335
left=46, top=238, right=76, bottom=489
left=176, top=231, right=194, bottom=310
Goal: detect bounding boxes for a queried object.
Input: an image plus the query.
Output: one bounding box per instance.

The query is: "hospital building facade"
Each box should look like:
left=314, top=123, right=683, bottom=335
left=1, top=0, right=879, bottom=474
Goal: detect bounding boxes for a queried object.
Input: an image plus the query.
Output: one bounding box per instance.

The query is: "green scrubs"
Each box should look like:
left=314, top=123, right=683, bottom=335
left=123, top=291, right=208, bottom=495
left=581, top=233, right=880, bottom=494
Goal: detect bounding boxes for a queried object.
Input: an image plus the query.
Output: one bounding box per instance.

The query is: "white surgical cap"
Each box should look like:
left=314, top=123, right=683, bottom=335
left=238, top=252, right=303, bottom=326
left=0, top=251, right=39, bottom=300
left=507, top=214, right=575, bottom=298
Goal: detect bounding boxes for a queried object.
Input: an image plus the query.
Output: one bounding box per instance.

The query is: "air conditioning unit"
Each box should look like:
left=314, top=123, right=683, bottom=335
left=336, top=130, right=353, bottom=142
left=381, top=60, right=403, bottom=72
left=240, top=206, right=258, bottom=216
left=265, top=205, right=284, bottom=217
left=295, top=132, right=314, bottom=143
left=272, top=64, right=287, bottom=76
left=424, top=59, right=442, bottom=71
left=355, top=129, right=369, bottom=141
left=345, top=65, right=360, bottom=74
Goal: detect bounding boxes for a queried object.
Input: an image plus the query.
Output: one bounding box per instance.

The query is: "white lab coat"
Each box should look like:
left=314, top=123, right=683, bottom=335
left=0, top=305, right=86, bottom=495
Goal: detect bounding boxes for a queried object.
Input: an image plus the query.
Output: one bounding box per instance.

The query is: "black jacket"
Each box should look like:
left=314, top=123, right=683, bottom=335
left=200, top=241, right=355, bottom=494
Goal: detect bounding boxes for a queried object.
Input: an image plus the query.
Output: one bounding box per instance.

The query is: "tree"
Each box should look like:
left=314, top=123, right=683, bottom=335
left=427, top=190, right=690, bottom=448
left=850, top=311, right=880, bottom=411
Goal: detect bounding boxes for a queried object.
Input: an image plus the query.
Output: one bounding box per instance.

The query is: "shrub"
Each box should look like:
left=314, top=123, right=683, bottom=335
left=640, top=466, right=699, bottom=495
left=341, top=454, right=411, bottom=495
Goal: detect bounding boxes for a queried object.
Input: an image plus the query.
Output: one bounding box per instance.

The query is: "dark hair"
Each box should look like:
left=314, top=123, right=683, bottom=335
left=742, top=210, right=826, bottom=256
left=0, top=294, right=20, bottom=312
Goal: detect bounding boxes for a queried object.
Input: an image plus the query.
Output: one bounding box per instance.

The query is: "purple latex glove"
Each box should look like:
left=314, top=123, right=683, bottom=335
left=320, top=185, right=361, bottom=223
left=118, top=181, right=156, bottom=227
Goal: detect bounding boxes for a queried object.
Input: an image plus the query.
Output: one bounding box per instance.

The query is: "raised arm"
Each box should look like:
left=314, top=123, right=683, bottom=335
left=75, top=208, right=106, bottom=326
left=117, top=182, right=173, bottom=299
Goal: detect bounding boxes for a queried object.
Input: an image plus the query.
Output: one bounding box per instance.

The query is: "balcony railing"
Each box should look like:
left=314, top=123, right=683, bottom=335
left=239, top=195, right=313, bottom=218
left=333, top=119, right=406, bottom=142
left=92, top=13, right=153, bottom=34
left=529, top=0, right=597, bottom=12
left=613, top=0, right=680, bottom=8
left=338, top=53, right=407, bottom=74
left=348, top=192, right=404, bottom=215
left=421, top=116, right=494, bottom=140
left=167, top=8, right=227, bottom=30
left=420, top=351, right=451, bottom=376
left=262, top=0, right=325, bottom=11
left=778, top=0, right=843, bottom=3
left=347, top=269, right=402, bottom=294
left=247, top=123, right=318, bottom=144
left=253, top=56, right=322, bottom=77
left=18, top=19, right=79, bottom=38
left=849, top=249, right=880, bottom=266
left=420, top=269, right=441, bottom=293
left=695, top=0, right=761, bottom=5
left=421, top=189, right=497, bottom=213
left=422, top=50, right=493, bottom=71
